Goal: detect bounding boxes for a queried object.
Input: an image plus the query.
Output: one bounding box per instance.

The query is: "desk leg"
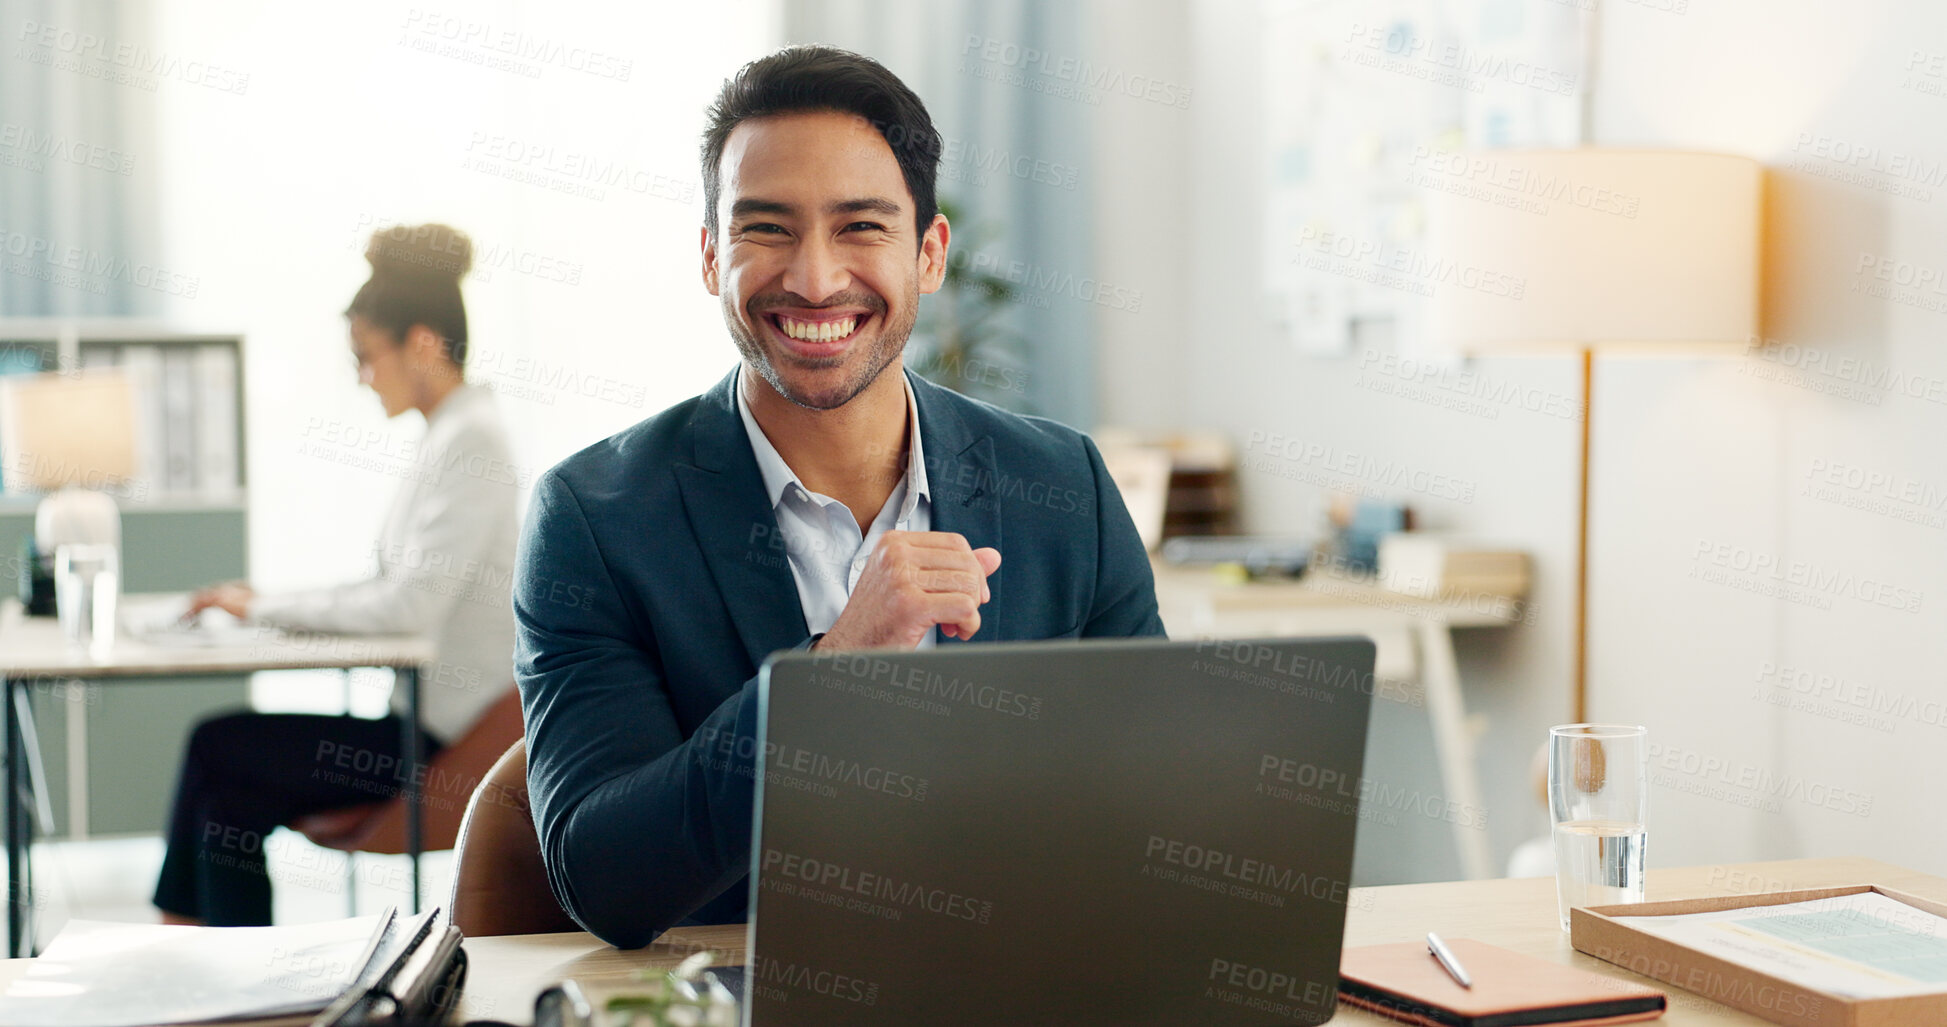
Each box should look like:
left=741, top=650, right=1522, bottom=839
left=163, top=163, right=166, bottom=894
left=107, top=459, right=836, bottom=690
left=6, top=677, right=27, bottom=957
left=1415, top=619, right=1493, bottom=881
left=66, top=683, right=88, bottom=841
left=400, top=666, right=422, bottom=915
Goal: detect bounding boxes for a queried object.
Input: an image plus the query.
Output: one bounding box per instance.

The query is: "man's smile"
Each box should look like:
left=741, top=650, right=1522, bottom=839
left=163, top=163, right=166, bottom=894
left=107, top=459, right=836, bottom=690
left=761, top=307, right=875, bottom=357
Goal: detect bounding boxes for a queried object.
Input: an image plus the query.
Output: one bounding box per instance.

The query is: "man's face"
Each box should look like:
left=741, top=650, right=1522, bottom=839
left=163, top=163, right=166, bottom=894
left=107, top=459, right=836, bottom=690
left=703, top=109, right=949, bottom=411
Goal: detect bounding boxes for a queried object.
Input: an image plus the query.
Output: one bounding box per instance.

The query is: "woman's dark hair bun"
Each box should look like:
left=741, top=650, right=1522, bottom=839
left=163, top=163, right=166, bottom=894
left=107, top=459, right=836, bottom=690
left=346, top=222, right=473, bottom=364
left=364, top=222, right=473, bottom=280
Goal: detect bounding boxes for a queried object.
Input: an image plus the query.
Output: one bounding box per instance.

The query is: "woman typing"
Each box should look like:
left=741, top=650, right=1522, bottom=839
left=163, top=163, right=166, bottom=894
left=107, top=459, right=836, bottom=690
left=153, top=224, right=519, bottom=925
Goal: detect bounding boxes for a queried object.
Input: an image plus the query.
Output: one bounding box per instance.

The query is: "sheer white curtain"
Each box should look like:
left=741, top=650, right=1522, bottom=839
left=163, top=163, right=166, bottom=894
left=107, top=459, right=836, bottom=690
left=785, top=0, right=1100, bottom=426
left=0, top=0, right=165, bottom=316
left=140, top=1, right=781, bottom=608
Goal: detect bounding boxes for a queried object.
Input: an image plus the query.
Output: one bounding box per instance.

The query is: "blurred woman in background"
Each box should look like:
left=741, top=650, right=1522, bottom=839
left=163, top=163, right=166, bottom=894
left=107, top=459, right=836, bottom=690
left=154, top=223, right=520, bottom=925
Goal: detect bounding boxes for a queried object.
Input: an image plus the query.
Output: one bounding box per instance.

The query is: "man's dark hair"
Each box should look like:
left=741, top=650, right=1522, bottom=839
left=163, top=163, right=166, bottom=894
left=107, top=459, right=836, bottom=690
left=701, top=46, right=943, bottom=243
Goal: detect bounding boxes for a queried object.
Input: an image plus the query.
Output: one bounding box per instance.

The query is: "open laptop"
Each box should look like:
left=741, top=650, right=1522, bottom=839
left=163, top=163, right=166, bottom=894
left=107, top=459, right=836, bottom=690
left=743, top=636, right=1378, bottom=1026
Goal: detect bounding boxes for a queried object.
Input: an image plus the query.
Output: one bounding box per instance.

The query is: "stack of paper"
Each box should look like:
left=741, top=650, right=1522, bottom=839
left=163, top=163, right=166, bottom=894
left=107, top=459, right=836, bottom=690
left=0, top=914, right=387, bottom=1026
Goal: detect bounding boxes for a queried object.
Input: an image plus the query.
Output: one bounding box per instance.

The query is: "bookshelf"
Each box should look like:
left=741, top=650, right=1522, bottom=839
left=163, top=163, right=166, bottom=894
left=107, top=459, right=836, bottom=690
left=0, top=319, right=250, bottom=838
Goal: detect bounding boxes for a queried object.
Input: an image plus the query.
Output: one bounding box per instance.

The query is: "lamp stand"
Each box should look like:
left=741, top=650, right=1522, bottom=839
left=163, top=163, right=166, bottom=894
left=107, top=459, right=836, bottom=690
left=34, top=485, right=122, bottom=553
left=1573, top=348, right=1592, bottom=724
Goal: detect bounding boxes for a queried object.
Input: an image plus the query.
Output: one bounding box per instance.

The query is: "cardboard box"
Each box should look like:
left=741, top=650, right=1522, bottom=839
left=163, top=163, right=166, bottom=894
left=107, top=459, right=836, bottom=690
left=1571, top=884, right=1947, bottom=1027
left=1375, top=534, right=1530, bottom=600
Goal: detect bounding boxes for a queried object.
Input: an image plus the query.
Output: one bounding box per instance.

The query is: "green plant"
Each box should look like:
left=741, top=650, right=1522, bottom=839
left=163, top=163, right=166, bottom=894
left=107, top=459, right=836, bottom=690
left=909, top=198, right=1032, bottom=411
left=604, top=951, right=737, bottom=1027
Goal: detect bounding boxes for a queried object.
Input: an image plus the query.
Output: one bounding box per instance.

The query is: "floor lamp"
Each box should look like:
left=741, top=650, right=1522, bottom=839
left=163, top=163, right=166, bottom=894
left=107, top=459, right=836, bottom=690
left=1425, top=150, right=1763, bottom=722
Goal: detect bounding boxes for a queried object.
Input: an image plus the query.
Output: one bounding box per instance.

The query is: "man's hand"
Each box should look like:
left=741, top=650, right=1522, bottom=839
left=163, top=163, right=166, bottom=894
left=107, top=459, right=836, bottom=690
left=815, top=532, right=1002, bottom=651
left=184, top=581, right=254, bottom=621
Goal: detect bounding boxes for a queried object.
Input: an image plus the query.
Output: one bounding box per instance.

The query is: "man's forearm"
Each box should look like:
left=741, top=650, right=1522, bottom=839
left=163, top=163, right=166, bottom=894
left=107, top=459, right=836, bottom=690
left=542, top=678, right=763, bottom=948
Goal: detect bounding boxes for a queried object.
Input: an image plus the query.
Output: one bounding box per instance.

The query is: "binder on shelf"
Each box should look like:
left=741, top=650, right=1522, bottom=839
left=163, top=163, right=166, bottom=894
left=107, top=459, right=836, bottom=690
left=194, top=344, right=240, bottom=498
left=159, top=346, right=199, bottom=493
left=120, top=345, right=166, bottom=498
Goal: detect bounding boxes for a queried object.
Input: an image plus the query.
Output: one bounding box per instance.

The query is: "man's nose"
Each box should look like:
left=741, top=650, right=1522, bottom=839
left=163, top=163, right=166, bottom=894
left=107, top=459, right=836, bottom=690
left=781, top=237, right=849, bottom=304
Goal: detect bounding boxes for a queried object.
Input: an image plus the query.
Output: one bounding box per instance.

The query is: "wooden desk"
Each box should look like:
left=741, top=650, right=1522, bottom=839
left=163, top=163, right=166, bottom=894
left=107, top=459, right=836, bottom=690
left=0, top=858, right=1927, bottom=1023
left=1338, top=856, right=1938, bottom=1024
left=459, top=924, right=748, bottom=1023
left=1151, top=560, right=1526, bottom=882
left=448, top=857, right=1927, bottom=1025
left=0, top=598, right=436, bottom=957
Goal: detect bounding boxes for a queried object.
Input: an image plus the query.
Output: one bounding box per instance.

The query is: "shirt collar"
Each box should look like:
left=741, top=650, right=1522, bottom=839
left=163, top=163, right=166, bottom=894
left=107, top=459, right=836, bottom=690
left=735, top=366, right=930, bottom=515
left=422, top=382, right=483, bottom=439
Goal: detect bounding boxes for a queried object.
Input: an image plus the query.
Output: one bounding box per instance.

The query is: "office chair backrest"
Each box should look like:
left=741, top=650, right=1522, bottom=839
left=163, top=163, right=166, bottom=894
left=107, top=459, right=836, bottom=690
left=449, top=739, right=580, bottom=937
left=290, top=685, right=527, bottom=855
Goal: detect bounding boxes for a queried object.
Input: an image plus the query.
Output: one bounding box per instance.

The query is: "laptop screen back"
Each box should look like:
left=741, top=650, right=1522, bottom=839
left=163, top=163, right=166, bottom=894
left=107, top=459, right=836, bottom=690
left=748, top=636, right=1377, bottom=1025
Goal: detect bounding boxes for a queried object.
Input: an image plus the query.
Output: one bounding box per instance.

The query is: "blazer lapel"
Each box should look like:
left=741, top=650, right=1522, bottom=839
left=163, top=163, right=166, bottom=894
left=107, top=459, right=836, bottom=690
left=914, top=372, right=1003, bottom=644
left=674, top=370, right=810, bottom=671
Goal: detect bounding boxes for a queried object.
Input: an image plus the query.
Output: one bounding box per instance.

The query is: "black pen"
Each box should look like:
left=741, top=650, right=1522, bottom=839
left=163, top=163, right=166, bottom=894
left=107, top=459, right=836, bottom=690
left=1427, top=931, right=1473, bottom=989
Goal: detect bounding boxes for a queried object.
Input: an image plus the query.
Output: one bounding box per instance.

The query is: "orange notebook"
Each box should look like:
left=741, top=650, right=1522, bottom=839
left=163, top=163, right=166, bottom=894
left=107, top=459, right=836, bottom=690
left=1339, top=939, right=1666, bottom=1027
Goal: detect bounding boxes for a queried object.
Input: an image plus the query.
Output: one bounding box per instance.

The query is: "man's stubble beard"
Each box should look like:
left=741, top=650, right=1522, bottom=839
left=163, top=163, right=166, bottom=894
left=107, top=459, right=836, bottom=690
left=724, top=277, right=920, bottom=411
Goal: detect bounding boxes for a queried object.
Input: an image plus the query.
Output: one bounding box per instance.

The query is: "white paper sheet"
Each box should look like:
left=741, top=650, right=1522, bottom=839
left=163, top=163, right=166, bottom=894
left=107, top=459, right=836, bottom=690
left=0, top=914, right=387, bottom=1026
left=1614, top=892, right=1947, bottom=999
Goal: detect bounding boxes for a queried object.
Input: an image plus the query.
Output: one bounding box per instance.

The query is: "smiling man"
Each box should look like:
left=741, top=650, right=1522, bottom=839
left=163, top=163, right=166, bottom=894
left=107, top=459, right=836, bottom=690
left=514, top=46, right=1164, bottom=948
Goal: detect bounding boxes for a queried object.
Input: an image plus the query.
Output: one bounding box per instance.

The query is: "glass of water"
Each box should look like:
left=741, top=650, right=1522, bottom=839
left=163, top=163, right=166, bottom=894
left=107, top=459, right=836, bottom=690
left=1548, top=723, right=1647, bottom=932
left=55, top=543, right=120, bottom=658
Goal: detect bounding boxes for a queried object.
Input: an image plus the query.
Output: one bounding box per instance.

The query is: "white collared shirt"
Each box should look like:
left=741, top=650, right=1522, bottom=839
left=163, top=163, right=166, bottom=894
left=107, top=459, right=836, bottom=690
left=736, top=367, right=935, bottom=649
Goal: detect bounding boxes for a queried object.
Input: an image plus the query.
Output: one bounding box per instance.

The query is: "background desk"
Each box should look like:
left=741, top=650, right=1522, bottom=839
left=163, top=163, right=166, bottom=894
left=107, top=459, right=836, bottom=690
left=1151, top=560, right=1525, bottom=882
left=450, top=856, right=1931, bottom=1025
left=0, top=599, right=435, bottom=956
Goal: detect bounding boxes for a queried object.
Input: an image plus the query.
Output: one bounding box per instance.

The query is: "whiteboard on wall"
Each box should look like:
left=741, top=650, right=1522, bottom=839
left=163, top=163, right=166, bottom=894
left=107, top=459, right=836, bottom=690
left=1261, top=0, right=1590, bottom=355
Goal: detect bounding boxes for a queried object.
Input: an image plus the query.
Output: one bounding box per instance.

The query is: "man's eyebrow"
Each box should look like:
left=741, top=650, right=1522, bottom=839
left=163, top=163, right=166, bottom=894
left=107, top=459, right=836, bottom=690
left=830, top=197, right=903, bottom=218
left=727, top=197, right=903, bottom=222
left=729, top=198, right=794, bottom=220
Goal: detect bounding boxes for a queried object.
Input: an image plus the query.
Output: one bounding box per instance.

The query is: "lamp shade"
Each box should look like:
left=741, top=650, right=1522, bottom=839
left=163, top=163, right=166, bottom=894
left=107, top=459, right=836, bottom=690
left=1425, top=150, right=1762, bottom=353
left=0, top=369, right=138, bottom=491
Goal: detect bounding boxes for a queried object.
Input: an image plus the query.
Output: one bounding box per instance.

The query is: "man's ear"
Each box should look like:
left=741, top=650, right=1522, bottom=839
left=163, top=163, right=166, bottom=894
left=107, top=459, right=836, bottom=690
left=701, top=225, right=720, bottom=296
left=917, top=213, right=951, bottom=295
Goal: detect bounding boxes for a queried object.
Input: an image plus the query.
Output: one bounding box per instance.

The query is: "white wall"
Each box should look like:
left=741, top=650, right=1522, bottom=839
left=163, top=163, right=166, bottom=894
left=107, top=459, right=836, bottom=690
left=1085, top=0, right=1191, bottom=433
left=1113, top=0, right=1947, bottom=882
left=1587, top=0, right=1947, bottom=873
left=1096, top=0, right=1582, bottom=881
left=152, top=1, right=781, bottom=601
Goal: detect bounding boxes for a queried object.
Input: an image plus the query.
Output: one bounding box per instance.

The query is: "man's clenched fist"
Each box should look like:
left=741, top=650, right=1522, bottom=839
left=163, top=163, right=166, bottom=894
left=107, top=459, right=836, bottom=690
left=814, top=531, right=1002, bottom=651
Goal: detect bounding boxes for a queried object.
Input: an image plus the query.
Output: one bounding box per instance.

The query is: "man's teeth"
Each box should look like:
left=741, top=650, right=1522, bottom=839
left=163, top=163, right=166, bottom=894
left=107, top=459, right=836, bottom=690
left=777, top=315, right=858, bottom=342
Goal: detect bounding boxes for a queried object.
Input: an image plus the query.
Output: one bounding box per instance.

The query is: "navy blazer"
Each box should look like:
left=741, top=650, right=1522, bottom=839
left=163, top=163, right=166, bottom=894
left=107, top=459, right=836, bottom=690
left=514, top=367, right=1165, bottom=948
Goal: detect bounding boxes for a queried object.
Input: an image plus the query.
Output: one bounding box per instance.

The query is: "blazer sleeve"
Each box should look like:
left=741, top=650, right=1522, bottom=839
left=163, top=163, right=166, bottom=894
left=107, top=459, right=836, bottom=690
left=1079, top=434, right=1167, bottom=639
left=514, top=469, right=783, bottom=948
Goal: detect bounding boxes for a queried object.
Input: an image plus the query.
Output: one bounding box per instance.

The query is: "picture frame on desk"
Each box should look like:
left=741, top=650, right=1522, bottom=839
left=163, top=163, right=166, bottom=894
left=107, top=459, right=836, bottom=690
left=1573, top=884, right=1947, bottom=1027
